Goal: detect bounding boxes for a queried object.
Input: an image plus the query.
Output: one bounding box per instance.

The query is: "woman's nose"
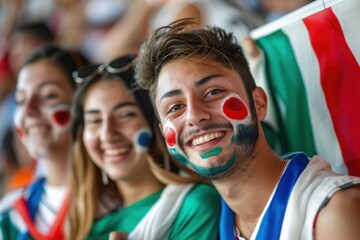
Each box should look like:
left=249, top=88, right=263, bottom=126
left=22, top=96, right=40, bottom=118
left=100, top=117, right=120, bottom=143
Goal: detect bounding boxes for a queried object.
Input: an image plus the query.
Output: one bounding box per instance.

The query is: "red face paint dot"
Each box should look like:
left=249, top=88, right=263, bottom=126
left=223, top=97, right=248, bottom=120
left=16, top=128, right=24, bottom=138
left=164, top=127, right=176, bottom=147
left=53, top=110, right=70, bottom=127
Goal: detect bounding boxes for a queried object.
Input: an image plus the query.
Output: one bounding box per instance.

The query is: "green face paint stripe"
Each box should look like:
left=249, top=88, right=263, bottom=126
left=190, top=154, right=236, bottom=176
left=200, top=147, right=223, bottom=159
left=168, top=148, right=197, bottom=171
left=168, top=148, right=187, bottom=165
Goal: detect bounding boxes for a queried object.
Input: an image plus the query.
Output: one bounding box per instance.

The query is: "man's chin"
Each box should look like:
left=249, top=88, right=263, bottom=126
left=201, top=166, right=236, bottom=181
left=188, top=156, right=237, bottom=179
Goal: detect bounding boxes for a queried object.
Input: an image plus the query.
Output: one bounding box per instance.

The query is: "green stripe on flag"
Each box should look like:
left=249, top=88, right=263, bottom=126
left=256, top=30, right=316, bottom=156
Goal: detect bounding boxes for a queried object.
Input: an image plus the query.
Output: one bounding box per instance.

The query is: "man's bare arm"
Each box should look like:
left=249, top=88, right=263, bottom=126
left=315, top=185, right=360, bottom=239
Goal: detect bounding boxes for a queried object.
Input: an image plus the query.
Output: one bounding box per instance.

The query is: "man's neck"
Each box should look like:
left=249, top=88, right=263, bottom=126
left=213, top=150, right=286, bottom=238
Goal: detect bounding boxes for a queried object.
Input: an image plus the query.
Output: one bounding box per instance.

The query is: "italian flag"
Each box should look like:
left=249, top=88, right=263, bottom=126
left=250, top=0, right=360, bottom=176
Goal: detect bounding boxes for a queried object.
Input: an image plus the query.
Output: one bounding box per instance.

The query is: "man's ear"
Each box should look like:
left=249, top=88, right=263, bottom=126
left=252, top=87, right=267, bottom=121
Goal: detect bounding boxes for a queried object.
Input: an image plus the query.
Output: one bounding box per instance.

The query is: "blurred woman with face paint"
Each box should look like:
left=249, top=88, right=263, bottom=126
left=0, top=45, right=89, bottom=240
left=67, top=53, right=221, bottom=240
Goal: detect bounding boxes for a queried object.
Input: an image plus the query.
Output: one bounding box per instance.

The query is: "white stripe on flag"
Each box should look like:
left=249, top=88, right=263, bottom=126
left=332, top=0, right=360, bottom=65
left=282, top=22, right=347, bottom=174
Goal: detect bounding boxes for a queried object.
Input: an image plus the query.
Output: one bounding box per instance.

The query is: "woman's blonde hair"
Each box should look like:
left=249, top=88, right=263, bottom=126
left=66, top=128, right=100, bottom=240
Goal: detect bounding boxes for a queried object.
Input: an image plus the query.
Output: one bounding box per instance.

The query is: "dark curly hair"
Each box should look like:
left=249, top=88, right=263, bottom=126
left=135, top=18, right=257, bottom=117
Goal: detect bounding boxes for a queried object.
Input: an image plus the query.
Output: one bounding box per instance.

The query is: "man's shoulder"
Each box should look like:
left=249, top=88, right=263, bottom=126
left=315, top=184, right=360, bottom=238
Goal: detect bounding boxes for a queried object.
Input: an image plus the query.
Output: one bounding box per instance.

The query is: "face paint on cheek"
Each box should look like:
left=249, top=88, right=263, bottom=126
left=48, top=104, right=71, bottom=128
left=16, top=128, right=24, bottom=139
left=163, top=121, right=195, bottom=171
left=220, top=95, right=258, bottom=148
left=191, top=153, right=237, bottom=177
left=164, top=126, right=176, bottom=147
left=168, top=148, right=189, bottom=166
left=223, top=97, right=248, bottom=120
left=220, top=95, right=252, bottom=136
left=134, top=128, right=152, bottom=153
left=231, top=122, right=259, bottom=145
left=200, top=147, right=222, bottom=159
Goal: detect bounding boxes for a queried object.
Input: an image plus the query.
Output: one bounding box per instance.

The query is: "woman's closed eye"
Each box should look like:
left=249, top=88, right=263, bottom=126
left=84, top=115, right=101, bottom=125
left=41, top=93, right=59, bottom=101
left=39, top=84, right=68, bottom=104
left=115, top=111, right=137, bottom=121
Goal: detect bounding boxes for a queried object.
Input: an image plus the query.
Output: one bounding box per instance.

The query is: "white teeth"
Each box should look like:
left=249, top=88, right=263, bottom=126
left=105, top=148, right=130, bottom=156
left=28, top=126, right=47, bottom=135
left=191, top=132, right=225, bottom=146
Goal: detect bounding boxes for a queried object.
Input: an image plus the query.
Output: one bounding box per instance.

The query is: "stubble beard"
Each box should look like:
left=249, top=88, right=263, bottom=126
left=177, top=121, right=259, bottom=181
left=206, top=135, right=258, bottom=181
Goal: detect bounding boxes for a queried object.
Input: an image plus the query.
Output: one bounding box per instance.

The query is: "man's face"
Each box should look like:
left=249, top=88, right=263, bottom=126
left=155, top=57, right=259, bottom=179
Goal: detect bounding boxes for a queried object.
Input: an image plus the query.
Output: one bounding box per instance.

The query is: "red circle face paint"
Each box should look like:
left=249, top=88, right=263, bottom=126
left=52, top=109, right=70, bottom=127
left=164, top=127, right=176, bottom=147
left=223, top=97, right=248, bottom=120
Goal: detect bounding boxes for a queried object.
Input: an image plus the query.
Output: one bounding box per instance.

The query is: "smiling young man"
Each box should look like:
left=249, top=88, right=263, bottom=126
left=134, top=19, right=360, bottom=240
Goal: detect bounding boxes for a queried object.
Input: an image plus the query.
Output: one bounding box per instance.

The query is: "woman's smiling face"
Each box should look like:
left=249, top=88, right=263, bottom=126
left=82, top=79, right=152, bottom=182
left=14, top=59, right=74, bottom=159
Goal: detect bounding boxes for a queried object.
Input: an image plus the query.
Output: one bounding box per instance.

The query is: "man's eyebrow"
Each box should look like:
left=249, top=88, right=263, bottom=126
left=160, top=89, right=182, bottom=101
left=195, top=74, right=221, bottom=87
left=160, top=74, right=221, bottom=101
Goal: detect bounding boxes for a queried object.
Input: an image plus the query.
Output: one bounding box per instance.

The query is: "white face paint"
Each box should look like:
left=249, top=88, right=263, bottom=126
left=156, top=57, right=258, bottom=178
left=162, top=119, right=196, bottom=171
left=219, top=93, right=252, bottom=135
left=49, top=103, right=71, bottom=126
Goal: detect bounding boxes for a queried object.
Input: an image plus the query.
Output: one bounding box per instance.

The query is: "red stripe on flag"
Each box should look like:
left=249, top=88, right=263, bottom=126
left=304, top=8, right=360, bottom=176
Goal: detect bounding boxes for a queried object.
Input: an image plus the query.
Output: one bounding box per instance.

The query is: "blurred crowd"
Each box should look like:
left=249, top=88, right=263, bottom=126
left=0, top=0, right=312, bottom=199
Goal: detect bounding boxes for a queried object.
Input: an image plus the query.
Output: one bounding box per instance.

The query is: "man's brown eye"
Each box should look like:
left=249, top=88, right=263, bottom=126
left=207, top=89, right=222, bottom=96
left=168, top=104, right=183, bottom=114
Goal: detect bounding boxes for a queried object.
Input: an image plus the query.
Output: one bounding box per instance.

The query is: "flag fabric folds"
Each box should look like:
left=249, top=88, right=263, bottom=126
left=251, top=0, right=360, bottom=176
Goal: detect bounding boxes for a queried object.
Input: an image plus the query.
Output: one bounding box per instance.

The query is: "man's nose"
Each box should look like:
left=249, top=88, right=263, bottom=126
left=186, top=98, right=211, bottom=127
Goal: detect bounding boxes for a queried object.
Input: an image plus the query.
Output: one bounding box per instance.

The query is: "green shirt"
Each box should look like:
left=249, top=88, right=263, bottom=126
left=87, top=184, right=221, bottom=240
